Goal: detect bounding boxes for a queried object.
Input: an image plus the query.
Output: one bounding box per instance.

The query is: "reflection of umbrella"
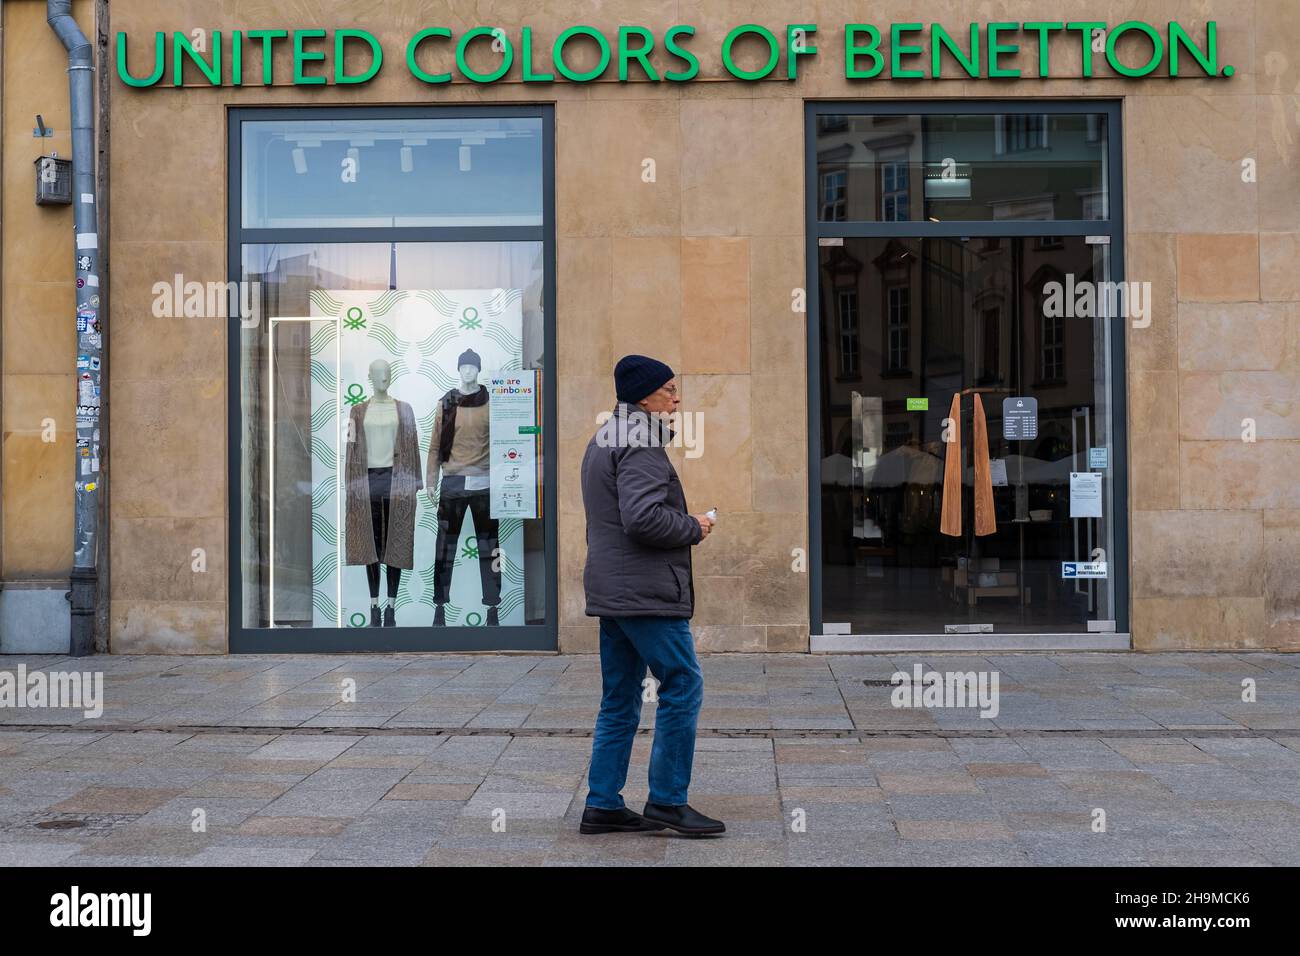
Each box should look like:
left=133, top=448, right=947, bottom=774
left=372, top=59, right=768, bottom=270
left=821, top=454, right=854, bottom=487
left=863, top=445, right=944, bottom=487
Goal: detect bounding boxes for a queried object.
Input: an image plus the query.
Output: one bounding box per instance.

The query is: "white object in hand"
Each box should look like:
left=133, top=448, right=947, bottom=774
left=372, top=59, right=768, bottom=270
left=705, top=508, right=718, bottom=524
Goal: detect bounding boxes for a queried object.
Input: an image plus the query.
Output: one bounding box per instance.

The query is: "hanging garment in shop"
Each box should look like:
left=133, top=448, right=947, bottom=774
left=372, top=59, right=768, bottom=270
left=972, top=393, right=997, bottom=537
left=940, top=393, right=962, bottom=537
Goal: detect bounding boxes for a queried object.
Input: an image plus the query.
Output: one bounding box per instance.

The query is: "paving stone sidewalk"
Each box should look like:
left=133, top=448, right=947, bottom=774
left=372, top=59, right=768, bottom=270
left=1, top=652, right=1298, bottom=866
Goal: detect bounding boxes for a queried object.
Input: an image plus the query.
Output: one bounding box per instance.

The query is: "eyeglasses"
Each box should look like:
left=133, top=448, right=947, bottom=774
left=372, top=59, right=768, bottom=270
left=660, top=384, right=678, bottom=396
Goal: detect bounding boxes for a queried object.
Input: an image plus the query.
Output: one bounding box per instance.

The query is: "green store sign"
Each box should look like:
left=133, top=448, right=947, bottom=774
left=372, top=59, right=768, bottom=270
left=115, top=21, right=1232, bottom=87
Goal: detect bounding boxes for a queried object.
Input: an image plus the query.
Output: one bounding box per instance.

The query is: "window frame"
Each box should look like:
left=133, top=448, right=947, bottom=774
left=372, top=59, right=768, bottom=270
left=836, top=289, right=860, bottom=378
left=804, top=100, right=1129, bottom=640
left=227, top=105, right=557, bottom=653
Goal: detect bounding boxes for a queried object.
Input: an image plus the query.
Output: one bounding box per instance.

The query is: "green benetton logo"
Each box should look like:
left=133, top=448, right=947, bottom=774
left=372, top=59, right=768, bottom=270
left=906, top=398, right=929, bottom=412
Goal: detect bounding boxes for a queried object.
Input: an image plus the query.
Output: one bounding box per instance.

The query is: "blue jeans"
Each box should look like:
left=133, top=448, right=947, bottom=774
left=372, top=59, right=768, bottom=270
left=585, top=616, right=704, bottom=809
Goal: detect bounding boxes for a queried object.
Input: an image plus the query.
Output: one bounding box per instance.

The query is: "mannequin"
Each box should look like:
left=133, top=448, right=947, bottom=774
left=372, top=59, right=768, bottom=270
left=344, top=359, right=422, bottom=627
left=426, top=348, right=502, bottom=626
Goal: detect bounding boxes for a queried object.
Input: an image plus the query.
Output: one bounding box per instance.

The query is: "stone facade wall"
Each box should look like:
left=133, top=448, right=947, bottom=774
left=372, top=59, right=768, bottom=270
left=6, top=0, right=1288, bottom=652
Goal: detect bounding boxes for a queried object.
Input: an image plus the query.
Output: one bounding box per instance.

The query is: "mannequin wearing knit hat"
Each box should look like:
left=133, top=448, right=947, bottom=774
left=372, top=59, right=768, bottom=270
left=427, top=346, right=501, bottom=626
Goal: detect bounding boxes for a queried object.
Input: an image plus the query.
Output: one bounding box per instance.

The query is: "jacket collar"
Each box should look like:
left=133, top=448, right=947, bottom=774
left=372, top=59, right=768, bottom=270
left=613, top=402, right=676, bottom=443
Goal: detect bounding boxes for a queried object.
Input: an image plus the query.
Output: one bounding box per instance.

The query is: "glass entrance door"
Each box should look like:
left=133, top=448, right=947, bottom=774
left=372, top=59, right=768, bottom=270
left=817, top=235, right=1118, bottom=633
left=808, top=104, right=1125, bottom=637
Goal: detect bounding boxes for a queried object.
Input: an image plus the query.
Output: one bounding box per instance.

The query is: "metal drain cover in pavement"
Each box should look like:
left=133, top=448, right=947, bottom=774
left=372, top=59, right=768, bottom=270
left=4, top=812, right=144, bottom=835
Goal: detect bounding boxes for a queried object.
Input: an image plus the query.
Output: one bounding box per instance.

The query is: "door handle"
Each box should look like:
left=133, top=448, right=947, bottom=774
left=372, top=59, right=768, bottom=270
left=939, top=393, right=997, bottom=537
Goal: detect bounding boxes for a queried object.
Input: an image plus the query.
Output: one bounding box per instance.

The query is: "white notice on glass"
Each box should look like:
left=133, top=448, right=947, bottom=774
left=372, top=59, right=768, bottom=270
left=989, top=458, right=1008, bottom=486
left=1070, top=472, right=1103, bottom=518
left=487, top=370, right=539, bottom=519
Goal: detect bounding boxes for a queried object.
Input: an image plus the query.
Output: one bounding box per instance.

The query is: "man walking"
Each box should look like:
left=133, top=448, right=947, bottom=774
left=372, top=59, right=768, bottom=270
left=578, top=354, right=725, bottom=837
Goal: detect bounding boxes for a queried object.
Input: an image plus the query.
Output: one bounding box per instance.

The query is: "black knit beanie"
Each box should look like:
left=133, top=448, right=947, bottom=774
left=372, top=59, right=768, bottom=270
left=615, top=354, right=674, bottom=404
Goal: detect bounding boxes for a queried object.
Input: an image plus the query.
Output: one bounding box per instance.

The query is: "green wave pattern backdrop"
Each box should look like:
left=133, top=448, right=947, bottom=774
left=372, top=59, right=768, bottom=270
left=308, top=288, right=526, bottom=631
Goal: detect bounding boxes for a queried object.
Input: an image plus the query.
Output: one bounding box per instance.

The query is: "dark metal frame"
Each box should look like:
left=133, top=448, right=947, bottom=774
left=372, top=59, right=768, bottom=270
left=803, top=100, right=1129, bottom=637
left=227, top=105, right=557, bottom=653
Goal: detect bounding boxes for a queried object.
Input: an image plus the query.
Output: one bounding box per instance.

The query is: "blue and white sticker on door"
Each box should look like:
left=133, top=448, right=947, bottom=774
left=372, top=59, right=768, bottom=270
left=1062, top=561, right=1108, bottom=579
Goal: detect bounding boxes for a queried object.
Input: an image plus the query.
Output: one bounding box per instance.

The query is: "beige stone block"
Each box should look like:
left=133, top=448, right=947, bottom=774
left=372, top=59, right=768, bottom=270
left=767, top=624, right=810, bottom=652
left=1260, top=232, right=1300, bottom=301
left=750, top=236, right=807, bottom=377
left=53, top=786, right=181, bottom=815
left=1176, top=233, right=1260, bottom=302
left=1125, top=233, right=1178, bottom=371
left=1178, top=302, right=1291, bottom=370
left=681, top=237, right=750, bottom=374
left=610, top=237, right=682, bottom=369
left=692, top=510, right=805, bottom=578
left=747, top=98, right=804, bottom=236
left=2, top=282, right=75, bottom=377
left=109, top=242, right=228, bottom=383
left=111, top=378, right=226, bottom=519
left=751, top=372, right=807, bottom=514
left=110, top=517, right=225, bottom=602
left=112, top=97, right=226, bottom=243
left=1127, top=370, right=1179, bottom=511
left=557, top=437, right=588, bottom=517
left=557, top=376, right=613, bottom=443
left=694, top=624, right=766, bottom=652
left=558, top=524, right=588, bottom=626
left=1256, top=0, right=1300, bottom=95
left=1093, top=0, right=1254, bottom=90
left=1256, top=96, right=1300, bottom=232
left=693, top=575, right=747, bottom=625
left=1128, top=98, right=1258, bottom=233
left=1262, top=509, right=1300, bottom=647
left=1132, top=596, right=1269, bottom=650
left=1179, top=371, right=1299, bottom=440
left=555, top=99, right=680, bottom=238
left=559, top=623, right=598, bottom=653
left=556, top=238, right=613, bottom=378
left=956, top=0, right=1112, bottom=90
left=680, top=98, right=758, bottom=236
left=1131, top=509, right=1262, bottom=598
left=744, top=563, right=809, bottom=626
left=111, top=600, right=226, bottom=654
left=674, top=0, right=784, bottom=81
left=2, top=373, right=75, bottom=576
left=677, top=374, right=751, bottom=512
left=1181, top=440, right=1300, bottom=510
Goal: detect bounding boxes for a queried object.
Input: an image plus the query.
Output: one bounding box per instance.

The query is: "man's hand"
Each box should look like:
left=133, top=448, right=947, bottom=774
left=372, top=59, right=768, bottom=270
left=694, top=514, right=714, bottom=539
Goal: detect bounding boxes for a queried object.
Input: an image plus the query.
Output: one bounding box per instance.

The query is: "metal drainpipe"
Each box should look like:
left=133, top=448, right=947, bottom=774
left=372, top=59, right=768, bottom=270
left=48, top=0, right=98, bottom=657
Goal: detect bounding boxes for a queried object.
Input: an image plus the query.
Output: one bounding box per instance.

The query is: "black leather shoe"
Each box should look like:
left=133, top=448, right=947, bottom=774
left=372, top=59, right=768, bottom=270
left=433, top=604, right=445, bottom=627
left=370, top=607, right=381, bottom=628
left=579, top=806, right=665, bottom=835
left=383, top=606, right=396, bottom=628
left=485, top=606, right=499, bottom=626
left=641, top=802, right=726, bottom=836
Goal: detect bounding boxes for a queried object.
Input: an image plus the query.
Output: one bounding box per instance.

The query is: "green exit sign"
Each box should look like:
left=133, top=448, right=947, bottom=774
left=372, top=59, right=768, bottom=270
left=906, top=397, right=929, bottom=411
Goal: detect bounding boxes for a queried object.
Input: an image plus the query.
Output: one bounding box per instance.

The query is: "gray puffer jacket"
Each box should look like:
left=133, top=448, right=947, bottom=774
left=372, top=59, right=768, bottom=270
left=581, top=403, right=703, bottom=618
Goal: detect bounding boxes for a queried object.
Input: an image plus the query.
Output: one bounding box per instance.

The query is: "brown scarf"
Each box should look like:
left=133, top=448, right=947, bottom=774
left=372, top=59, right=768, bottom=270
left=437, top=385, right=488, bottom=465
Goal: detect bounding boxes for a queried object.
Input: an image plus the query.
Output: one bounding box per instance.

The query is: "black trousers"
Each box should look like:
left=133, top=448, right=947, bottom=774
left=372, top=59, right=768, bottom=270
left=366, top=467, right=402, bottom=600
left=433, top=475, right=501, bottom=606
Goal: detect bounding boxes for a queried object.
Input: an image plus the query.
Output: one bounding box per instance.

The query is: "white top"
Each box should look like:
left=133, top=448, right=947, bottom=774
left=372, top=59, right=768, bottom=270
left=364, top=400, right=398, bottom=468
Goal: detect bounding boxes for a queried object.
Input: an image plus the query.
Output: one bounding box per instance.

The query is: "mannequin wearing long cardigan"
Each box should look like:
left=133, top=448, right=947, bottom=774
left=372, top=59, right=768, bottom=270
left=344, top=398, right=423, bottom=569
